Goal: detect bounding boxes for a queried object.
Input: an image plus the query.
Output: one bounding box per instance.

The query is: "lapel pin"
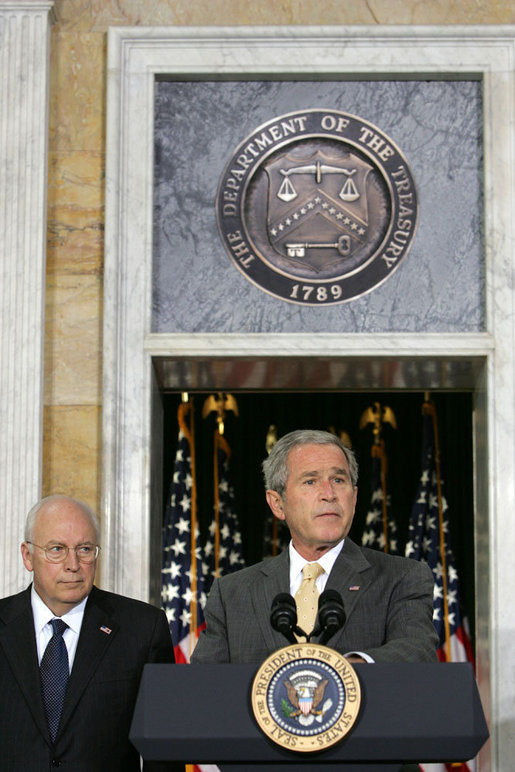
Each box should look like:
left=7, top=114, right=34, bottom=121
left=348, top=586, right=360, bottom=591
left=100, top=625, right=112, bottom=634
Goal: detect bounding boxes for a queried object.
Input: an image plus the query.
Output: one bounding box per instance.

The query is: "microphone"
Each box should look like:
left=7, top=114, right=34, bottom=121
left=315, top=589, right=346, bottom=645
left=270, top=593, right=306, bottom=643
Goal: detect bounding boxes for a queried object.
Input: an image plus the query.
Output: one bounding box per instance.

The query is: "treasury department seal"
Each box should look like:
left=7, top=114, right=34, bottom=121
left=251, top=643, right=361, bottom=752
left=216, top=109, right=418, bottom=305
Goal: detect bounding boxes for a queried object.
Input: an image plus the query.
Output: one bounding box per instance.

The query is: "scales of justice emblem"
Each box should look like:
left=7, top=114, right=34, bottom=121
left=216, top=109, right=418, bottom=305
left=265, top=149, right=373, bottom=274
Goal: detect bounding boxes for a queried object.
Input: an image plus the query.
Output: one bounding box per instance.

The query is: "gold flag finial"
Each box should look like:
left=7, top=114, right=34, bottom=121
left=359, top=402, right=397, bottom=443
left=359, top=402, right=397, bottom=554
left=202, top=392, right=239, bottom=435
left=265, top=424, right=278, bottom=455
left=328, top=425, right=353, bottom=449
left=339, top=430, right=353, bottom=449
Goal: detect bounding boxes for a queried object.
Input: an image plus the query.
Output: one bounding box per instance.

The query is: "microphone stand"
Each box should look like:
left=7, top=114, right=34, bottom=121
left=307, top=625, right=321, bottom=643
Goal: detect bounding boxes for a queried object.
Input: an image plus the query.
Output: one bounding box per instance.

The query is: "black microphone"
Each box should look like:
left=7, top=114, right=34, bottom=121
left=315, top=589, right=346, bottom=645
left=270, top=593, right=306, bottom=643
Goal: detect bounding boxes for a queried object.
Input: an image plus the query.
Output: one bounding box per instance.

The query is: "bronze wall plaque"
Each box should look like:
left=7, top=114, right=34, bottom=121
left=216, top=109, right=418, bottom=305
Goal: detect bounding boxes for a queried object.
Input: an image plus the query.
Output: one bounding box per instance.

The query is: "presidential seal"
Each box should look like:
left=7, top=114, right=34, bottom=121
left=216, top=109, right=418, bottom=305
left=251, top=643, right=361, bottom=752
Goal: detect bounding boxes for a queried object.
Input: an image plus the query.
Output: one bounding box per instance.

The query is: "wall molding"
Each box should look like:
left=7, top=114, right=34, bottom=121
left=104, top=26, right=515, bottom=770
left=0, top=0, right=55, bottom=596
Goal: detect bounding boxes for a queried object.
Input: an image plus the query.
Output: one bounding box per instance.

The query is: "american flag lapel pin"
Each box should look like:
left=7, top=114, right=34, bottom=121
left=100, top=625, right=112, bottom=635
left=348, top=586, right=360, bottom=591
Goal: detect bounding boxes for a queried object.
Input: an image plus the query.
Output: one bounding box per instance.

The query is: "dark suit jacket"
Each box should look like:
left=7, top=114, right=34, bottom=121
left=191, top=538, right=438, bottom=664
left=0, top=585, right=180, bottom=771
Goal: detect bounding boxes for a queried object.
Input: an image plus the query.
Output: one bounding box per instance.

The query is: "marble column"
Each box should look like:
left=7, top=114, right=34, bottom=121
left=0, top=1, right=55, bottom=596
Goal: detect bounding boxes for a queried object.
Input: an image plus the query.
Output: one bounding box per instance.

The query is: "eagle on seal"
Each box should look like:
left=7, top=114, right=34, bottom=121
left=284, top=678, right=329, bottom=717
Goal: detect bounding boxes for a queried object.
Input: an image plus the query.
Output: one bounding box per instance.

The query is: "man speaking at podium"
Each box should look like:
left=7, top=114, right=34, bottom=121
left=192, top=429, right=438, bottom=665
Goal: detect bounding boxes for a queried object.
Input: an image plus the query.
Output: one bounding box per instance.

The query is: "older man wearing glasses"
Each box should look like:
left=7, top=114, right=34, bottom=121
left=0, top=495, right=181, bottom=772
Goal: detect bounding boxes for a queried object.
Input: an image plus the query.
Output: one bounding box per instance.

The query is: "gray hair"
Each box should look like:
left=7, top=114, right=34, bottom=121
left=262, top=429, right=358, bottom=496
left=24, top=495, right=100, bottom=547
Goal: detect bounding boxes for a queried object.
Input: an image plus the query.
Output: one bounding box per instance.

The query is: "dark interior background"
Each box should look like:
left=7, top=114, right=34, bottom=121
left=161, top=390, right=475, bottom=646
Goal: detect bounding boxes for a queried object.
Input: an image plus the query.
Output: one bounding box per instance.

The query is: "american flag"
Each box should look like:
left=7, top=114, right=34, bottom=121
left=204, top=432, right=245, bottom=589
left=262, top=427, right=289, bottom=559
left=263, top=510, right=289, bottom=558
left=161, top=400, right=207, bottom=664
left=405, top=401, right=475, bottom=772
left=361, top=440, right=400, bottom=555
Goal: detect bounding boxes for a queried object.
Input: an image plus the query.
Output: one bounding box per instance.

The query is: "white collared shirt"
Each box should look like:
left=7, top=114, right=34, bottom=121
left=287, top=540, right=374, bottom=662
left=31, top=586, right=87, bottom=671
left=289, top=539, right=345, bottom=596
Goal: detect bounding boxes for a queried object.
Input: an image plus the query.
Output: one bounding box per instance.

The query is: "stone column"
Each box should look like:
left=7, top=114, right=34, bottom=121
left=0, top=1, right=55, bottom=596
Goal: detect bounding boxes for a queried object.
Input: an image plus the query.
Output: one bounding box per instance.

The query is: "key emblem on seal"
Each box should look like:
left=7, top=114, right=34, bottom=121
left=216, top=109, right=418, bottom=305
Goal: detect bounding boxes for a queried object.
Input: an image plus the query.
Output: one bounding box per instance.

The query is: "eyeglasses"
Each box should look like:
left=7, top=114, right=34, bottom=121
left=27, top=542, right=100, bottom=564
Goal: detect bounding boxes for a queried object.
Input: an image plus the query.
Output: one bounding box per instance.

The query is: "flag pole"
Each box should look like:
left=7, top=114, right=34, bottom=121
left=265, top=425, right=279, bottom=556
left=213, top=429, right=220, bottom=577
left=203, top=393, right=239, bottom=576
left=423, top=398, right=451, bottom=661
left=214, top=430, right=234, bottom=576
left=372, top=439, right=389, bottom=553
left=178, top=394, right=198, bottom=656
left=359, top=402, right=396, bottom=554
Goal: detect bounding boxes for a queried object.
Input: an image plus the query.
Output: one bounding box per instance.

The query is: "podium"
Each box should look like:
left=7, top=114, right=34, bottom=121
left=130, top=662, right=488, bottom=771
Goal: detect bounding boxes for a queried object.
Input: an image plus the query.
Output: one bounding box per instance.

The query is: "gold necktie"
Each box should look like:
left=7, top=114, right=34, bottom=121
left=294, top=562, right=324, bottom=639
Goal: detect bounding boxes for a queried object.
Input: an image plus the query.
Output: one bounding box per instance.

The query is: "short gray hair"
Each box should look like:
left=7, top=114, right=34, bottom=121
left=262, top=429, right=358, bottom=496
left=24, top=495, right=100, bottom=547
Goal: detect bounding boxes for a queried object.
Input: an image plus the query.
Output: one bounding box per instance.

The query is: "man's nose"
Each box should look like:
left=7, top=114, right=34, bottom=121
left=64, top=548, right=80, bottom=570
left=320, top=479, right=337, bottom=499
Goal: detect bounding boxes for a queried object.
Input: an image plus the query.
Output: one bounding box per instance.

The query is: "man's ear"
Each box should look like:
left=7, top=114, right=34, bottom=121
left=266, top=490, right=285, bottom=520
left=21, top=542, right=34, bottom=572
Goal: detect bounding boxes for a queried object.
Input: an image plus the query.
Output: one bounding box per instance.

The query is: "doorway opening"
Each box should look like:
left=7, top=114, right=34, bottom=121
left=157, top=384, right=476, bottom=649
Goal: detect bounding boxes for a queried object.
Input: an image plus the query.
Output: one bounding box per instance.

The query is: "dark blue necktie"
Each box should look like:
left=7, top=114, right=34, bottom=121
left=40, top=618, right=69, bottom=742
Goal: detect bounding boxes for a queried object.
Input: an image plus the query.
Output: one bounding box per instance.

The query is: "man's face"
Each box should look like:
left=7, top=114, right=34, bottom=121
left=21, top=499, right=98, bottom=616
left=266, top=443, right=357, bottom=561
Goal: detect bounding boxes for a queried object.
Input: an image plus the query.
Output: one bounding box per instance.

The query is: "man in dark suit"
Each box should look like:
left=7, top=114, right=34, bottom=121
left=0, top=494, right=181, bottom=771
left=192, top=429, right=438, bottom=664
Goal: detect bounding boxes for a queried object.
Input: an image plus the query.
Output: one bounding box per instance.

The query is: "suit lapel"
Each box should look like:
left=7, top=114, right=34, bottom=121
left=57, top=587, right=119, bottom=738
left=323, top=539, right=372, bottom=649
left=0, top=587, right=50, bottom=743
left=245, top=541, right=372, bottom=653
left=250, top=550, right=291, bottom=651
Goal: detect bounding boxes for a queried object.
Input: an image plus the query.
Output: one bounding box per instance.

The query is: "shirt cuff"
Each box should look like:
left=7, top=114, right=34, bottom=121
left=344, top=651, right=375, bottom=663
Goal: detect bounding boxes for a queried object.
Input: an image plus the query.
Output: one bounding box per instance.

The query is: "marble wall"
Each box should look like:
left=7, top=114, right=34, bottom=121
left=153, top=79, right=483, bottom=333
left=1, top=3, right=514, bottom=770
left=44, top=0, right=514, bottom=526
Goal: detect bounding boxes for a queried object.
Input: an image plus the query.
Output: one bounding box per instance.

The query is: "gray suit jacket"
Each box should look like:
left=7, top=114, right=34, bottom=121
left=192, top=538, right=438, bottom=664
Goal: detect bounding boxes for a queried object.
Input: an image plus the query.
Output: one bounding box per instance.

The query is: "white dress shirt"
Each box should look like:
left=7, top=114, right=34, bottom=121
left=31, top=586, right=87, bottom=671
left=288, top=540, right=373, bottom=662
left=289, top=539, right=344, bottom=596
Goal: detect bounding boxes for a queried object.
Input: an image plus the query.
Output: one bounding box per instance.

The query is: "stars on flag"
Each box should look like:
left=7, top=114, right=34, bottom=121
left=161, top=405, right=207, bottom=664
left=203, top=433, right=245, bottom=591
left=361, top=448, right=400, bottom=555
left=161, top=404, right=245, bottom=663
left=406, top=401, right=476, bottom=772
left=405, top=403, right=474, bottom=668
